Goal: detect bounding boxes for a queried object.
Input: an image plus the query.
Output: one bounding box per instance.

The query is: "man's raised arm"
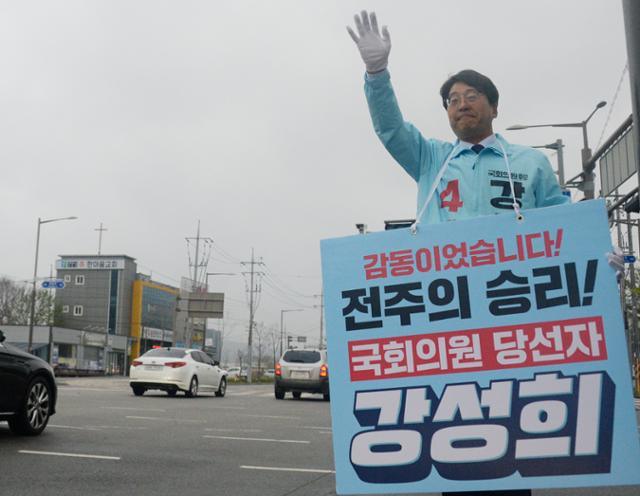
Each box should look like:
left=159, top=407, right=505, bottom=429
left=347, top=11, right=430, bottom=182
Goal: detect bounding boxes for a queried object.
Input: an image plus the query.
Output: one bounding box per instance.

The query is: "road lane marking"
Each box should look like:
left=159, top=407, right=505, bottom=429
left=227, top=390, right=266, bottom=396
left=19, top=450, right=120, bottom=460
left=90, top=425, right=149, bottom=431
left=205, top=428, right=262, bottom=433
left=204, top=435, right=309, bottom=444
left=57, top=387, right=122, bottom=392
left=206, top=406, right=247, bottom=410
left=48, top=424, right=101, bottom=431
left=241, top=465, right=334, bottom=474
left=238, top=414, right=300, bottom=420
left=301, top=426, right=332, bottom=430
left=126, top=415, right=204, bottom=423
left=102, top=406, right=166, bottom=412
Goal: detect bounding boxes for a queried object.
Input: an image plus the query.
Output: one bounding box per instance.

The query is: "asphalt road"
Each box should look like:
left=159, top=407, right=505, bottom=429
left=1, top=377, right=639, bottom=496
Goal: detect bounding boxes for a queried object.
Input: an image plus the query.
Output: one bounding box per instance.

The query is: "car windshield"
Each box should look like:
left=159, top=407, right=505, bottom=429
left=142, top=348, right=186, bottom=358
left=283, top=350, right=321, bottom=363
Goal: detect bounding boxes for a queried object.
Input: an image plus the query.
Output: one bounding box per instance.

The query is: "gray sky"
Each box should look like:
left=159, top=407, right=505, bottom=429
left=0, top=1, right=632, bottom=346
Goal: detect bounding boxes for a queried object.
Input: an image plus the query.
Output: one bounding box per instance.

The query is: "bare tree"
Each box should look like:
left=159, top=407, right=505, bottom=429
left=236, top=349, right=246, bottom=370
left=0, top=277, right=56, bottom=325
left=266, top=325, right=279, bottom=367
left=253, top=322, right=266, bottom=373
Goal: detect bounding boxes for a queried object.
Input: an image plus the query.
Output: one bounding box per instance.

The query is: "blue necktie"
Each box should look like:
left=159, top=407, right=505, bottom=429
left=471, top=144, right=484, bottom=154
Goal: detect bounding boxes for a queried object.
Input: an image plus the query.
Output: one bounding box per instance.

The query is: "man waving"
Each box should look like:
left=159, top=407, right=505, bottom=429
left=348, top=10, right=568, bottom=231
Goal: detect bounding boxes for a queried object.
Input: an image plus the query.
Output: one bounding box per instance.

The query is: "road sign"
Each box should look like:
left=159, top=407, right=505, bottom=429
left=186, top=292, right=224, bottom=318
left=624, top=255, right=637, bottom=264
left=41, top=279, right=65, bottom=289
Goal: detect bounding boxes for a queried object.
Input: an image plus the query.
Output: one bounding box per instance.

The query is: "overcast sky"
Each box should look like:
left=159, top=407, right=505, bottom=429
left=0, top=1, right=633, bottom=347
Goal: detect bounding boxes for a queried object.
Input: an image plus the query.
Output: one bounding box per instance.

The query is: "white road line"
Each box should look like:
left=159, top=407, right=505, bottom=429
left=241, top=465, right=334, bottom=474
left=205, top=428, right=262, bottom=433
left=57, top=387, right=122, bottom=392
left=19, top=450, right=120, bottom=461
left=228, top=390, right=264, bottom=396
left=48, top=424, right=101, bottom=431
left=238, top=414, right=300, bottom=420
left=203, top=435, right=309, bottom=444
left=102, top=406, right=166, bottom=412
left=301, top=426, right=332, bottom=430
left=207, top=406, right=247, bottom=410
left=90, top=425, right=149, bottom=431
left=125, top=415, right=203, bottom=423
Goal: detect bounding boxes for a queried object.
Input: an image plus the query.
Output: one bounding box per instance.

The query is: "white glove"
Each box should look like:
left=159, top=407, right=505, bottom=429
left=606, top=246, right=624, bottom=282
left=347, top=11, right=391, bottom=74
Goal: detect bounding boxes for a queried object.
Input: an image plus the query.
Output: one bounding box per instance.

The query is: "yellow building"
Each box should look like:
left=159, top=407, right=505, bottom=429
left=130, top=277, right=179, bottom=361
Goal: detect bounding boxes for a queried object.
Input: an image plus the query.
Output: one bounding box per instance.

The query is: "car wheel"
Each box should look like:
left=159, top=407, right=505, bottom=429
left=215, top=377, right=227, bottom=397
left=132, top=386, right=145, bottom=396
left=274, top=388, right=285, bottom=400
left=8, top=377, right=52, bottom=436
left=167, top=390, right=177, bottom=397
left=323, top=393, right=330, bottom=401
left=292, top=391, right=301, bottom=399
left=186, top=376, right=198, bottom=398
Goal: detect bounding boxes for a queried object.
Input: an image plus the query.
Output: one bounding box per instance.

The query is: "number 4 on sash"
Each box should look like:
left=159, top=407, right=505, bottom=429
left=440, top=180, right=463, bottom=212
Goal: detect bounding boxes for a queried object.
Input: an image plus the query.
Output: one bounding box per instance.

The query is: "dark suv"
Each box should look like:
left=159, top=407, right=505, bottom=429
left=275, top=348, right=329, bottom=401
left=0, top=330, right=57, bottom=435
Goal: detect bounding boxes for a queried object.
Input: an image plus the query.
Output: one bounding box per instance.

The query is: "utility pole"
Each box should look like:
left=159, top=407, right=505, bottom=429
left=314, top=291, right=324, bottom=349
left=626, top=212, right=638, bottom=364
left=185, top=221, right=213, bottom=349
left=194, top=220, right=200, bottom=286
left=242, top=248, right=263, bottom=384
left=95, top=222, right=107, bottom=255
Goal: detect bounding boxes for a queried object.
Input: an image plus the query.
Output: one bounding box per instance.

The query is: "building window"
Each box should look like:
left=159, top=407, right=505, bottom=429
left=64, top=275, right=71, bottom=283
left=73, top=305, right=83, bottom=316
left=62, top=305, right=69, bottom=313
left=75, top=275, right=85, bottom=285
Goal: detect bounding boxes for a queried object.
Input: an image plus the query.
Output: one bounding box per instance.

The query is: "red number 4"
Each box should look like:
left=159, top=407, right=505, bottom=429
left=440, top=180, right=463, bottom=212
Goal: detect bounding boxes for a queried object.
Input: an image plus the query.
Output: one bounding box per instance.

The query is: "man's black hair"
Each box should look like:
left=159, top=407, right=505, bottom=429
left=440, top=70, right=499, bottom=109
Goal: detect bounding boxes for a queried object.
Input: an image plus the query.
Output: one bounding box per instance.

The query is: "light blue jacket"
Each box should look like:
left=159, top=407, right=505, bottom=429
left=365, top=70, right=569, bottom=225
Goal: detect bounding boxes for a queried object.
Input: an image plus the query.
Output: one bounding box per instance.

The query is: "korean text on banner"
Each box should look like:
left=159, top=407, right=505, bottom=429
left=320, top=199, right=640, bottom=494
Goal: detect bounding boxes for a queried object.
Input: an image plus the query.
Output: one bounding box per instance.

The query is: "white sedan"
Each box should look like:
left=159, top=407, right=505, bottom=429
left=129, top=347, right=227, bottom=398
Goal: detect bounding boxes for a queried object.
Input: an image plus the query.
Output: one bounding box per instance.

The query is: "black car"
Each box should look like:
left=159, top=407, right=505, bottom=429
left=0, top=329, right=57, bottom=435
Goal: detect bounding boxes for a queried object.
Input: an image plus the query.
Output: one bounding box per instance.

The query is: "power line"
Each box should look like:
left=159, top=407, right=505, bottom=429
left=211, top=241, right=242, bottom=264
left=596, top=62, right=629, bottom=149
left=262, top=263, right=316, bottom=298
left=261, top=278, right=314, bottom=309
left=261, top=285, right=313, bottom=310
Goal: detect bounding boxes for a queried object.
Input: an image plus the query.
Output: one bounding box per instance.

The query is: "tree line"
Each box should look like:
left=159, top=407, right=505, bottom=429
left=0, top=277, right=60, bottom=326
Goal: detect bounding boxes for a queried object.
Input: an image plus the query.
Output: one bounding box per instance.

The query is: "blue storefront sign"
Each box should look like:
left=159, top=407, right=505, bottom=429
left=320, top=199, right=640, bottom=494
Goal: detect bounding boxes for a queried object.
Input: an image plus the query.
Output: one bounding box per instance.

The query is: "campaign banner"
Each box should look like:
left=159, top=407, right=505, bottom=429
left=320, top=199, right=640, bottom=494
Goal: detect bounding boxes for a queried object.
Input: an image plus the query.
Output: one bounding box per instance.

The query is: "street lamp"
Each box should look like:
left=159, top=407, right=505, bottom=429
left=280, top=309, right=303, bottom=357
left=28, top=216, right=78, bottom=353
left=506, top=100, right=607, bottom=199
left=532, top=139, right=565, bottom=186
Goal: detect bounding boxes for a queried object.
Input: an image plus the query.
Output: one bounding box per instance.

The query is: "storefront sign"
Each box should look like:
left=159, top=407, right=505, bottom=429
left=56, top=258, right=125, bottom=270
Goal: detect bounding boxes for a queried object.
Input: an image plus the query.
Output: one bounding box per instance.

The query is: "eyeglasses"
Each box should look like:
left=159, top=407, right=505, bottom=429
left=446, top=89, right=482, bottom=108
